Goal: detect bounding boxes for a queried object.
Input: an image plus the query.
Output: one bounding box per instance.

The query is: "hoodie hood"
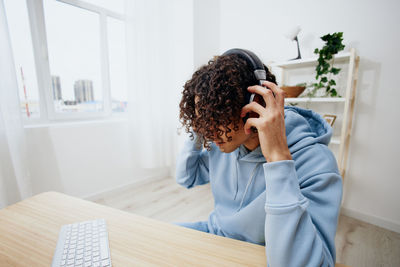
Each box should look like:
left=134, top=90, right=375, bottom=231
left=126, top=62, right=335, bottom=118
left=284, top=106, right=333, bottom=153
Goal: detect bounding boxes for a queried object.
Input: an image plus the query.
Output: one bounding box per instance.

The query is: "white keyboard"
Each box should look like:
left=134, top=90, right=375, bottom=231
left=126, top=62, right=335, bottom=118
left=51, top=219, right=112, bottom=267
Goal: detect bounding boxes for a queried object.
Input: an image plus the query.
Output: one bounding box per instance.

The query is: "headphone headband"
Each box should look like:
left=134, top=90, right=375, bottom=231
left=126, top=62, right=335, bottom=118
left=222, top=48, right=267, bottom=83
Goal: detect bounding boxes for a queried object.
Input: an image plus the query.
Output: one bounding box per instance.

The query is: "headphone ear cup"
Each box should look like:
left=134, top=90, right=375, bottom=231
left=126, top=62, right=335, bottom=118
left=242, top=94, right=265, bottom=122
left=242, top=93, right=265, bottom=133
left=253, top=93, right=266, bottom=108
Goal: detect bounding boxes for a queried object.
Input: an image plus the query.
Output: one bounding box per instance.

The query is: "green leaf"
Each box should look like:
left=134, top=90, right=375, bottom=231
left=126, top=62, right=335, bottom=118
left=331, top=67, right=341, bottom=74
left=312, top=32, right=345, bottom=97
left=325, top=54, right=333, bottom=60
left=321, top=33, right=331, bottom=42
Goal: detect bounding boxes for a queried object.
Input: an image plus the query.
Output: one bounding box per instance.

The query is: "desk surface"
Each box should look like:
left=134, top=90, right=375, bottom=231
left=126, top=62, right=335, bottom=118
left=0, top=191, right=349, bottom=267
left=0, top=191, right=267, bottom=266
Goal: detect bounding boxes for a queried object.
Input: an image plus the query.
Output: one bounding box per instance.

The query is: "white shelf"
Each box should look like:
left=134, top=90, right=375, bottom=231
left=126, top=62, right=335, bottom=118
left=331, top=138, right=340, bottom=145
left=284, top=97, right=346, bottom=103
left=273, top=48, right=358, bottom=178
left=269, top=52, right=351, bottom=69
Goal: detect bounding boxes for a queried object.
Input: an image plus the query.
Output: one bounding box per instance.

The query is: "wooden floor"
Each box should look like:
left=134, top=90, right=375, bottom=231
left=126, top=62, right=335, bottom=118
left=91, top=176, right=400, bottom=267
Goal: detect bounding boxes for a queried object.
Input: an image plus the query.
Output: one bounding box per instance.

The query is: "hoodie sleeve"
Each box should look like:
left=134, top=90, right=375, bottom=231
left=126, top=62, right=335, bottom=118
left=176, top=134, right=210, bottom=189
left=263, top=158, right=342, bottom=267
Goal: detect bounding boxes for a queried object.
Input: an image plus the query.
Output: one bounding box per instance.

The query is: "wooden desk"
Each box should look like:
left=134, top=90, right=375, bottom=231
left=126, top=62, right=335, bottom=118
left=0, top=192, right=349, bottom=267
left=0, top=191, right=267, bottom=266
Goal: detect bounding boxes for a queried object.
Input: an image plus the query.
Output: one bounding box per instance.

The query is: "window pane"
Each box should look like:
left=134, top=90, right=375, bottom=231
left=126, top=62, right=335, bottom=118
left=82, top=0, right=125, bottom=14
left=4, top=0, right=40, bottom=118
left=107, top=17, right=127, bottom=112
left=43, top=0, right=103, bottom=113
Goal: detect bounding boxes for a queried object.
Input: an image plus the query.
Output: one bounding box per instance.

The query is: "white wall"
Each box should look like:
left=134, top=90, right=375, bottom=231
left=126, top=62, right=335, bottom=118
left=25, top=121, right=169, bottom=198
left=193, top=0, right=220, bottom=69
left=217, top=0, right=400, bottom=232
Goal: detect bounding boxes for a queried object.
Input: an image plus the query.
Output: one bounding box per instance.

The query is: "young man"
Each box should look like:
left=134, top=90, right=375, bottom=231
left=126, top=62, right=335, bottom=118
left=175, top=51, right=342, bottom=266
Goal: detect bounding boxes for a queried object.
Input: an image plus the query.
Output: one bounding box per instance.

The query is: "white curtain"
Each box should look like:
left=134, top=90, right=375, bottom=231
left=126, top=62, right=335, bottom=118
left=0, top=0, right=32, bottom=208
left=125, top=0, right=194, bottom=172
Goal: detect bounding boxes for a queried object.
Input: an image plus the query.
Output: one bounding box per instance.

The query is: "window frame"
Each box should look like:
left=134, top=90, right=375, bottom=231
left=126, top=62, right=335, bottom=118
left=24, top=0, right=126, bottom=125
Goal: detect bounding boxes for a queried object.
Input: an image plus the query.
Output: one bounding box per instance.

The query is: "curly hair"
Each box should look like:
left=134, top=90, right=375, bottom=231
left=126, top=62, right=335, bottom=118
left=179, top=54, right=276, bottom=150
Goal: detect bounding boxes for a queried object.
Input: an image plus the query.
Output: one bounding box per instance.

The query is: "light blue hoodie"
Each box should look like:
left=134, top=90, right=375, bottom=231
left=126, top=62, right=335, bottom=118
left=175, top=106, right=343, bottom=267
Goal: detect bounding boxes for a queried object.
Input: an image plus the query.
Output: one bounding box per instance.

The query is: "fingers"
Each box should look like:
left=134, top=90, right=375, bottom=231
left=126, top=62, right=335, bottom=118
left=247, top=84, right=276, bottom=108
left=262, top=81, right=285, bottom=108
left=241, top=101, right=265, bottom=117
left=243, top=118, right=258, bottom=135
left=247, top=82, right=286, bottom=110
left=242, top=82, right=285, bottom=133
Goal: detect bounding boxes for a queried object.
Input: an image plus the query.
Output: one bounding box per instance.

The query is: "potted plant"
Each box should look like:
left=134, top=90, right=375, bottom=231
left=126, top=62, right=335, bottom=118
left=305, top=32, right=345, bottom=97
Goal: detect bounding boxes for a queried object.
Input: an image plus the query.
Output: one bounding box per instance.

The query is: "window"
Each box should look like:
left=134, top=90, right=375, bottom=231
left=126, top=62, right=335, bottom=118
left=4, top=0, right=127, bottom=123
left=4, top=0, right=40, bottom=118
left=44, top=0, right=103, bottom=113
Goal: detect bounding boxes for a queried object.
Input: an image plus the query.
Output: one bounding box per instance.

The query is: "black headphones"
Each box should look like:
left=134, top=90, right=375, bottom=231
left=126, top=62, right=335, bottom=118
left=222, top=48, right=268, bottom=125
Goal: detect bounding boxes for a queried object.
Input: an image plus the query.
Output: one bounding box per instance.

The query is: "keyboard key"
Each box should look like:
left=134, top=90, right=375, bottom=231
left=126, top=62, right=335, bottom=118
left=101, top=259, right=110, bottom=267
left=99, top=238, right=109, bottom=260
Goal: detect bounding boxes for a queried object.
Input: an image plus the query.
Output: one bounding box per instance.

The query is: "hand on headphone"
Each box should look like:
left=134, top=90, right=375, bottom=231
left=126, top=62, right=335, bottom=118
left=240, top=81, right=292, bottom=162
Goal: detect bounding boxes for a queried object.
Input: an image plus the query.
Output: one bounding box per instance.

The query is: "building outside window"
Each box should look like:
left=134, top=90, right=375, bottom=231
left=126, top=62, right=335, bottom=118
left=4, top=0, right=128, bottom=124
